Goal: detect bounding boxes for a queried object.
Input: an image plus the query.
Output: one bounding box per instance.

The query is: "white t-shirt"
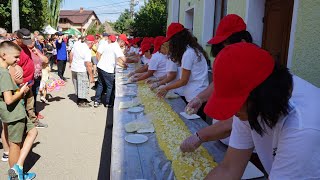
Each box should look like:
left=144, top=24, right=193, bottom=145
left=148, top=52, right=167, bottom=78
left=97, top=42, right=124, bottom=73
left=98, top=39, right=108, bottom=49
left=70, top=42, right=91, bottom=72
left=141, top=55, right=150, bottom=65
left=128, top=47, right=139, bottom=55
left=229, top=77, right=320, bottom=178
left=166, top=59, right=184, bottom=95
left=180, top=47, right=209, bottom=102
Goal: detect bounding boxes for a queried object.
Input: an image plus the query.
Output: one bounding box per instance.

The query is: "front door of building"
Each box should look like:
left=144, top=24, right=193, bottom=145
left=262, top=0, right=294, bottom=66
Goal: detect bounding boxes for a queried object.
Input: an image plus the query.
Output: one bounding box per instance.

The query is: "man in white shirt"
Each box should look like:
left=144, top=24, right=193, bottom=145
left=97, top=32, right=109, bottom=49
left=204, top=43, right=320, bottom=179
left=94, top=34, right=127, bottom=108
left=69, top=35, right=94, bottom=108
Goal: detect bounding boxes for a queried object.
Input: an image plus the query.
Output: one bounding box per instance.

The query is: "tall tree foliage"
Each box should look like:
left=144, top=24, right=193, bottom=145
left=86, top=23, right=105, bottom=35
left=112, top=9, right=134, bottom=34
left=0, top=0, right=49, bottom=32
left=131, top=0, right=167, bottom=37
left=48, top=0, right=63, bottom=29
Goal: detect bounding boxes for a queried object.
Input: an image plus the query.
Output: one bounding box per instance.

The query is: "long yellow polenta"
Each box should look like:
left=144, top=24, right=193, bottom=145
left=138, top=83, right=217, bottom=179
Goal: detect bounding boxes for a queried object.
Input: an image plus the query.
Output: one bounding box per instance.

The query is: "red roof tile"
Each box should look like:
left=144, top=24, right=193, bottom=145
left=60, top=10, right=100, bottom=25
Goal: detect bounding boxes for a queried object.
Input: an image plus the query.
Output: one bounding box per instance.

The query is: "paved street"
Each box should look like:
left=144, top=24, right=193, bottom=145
left=0, top=64, right=113, bottom=180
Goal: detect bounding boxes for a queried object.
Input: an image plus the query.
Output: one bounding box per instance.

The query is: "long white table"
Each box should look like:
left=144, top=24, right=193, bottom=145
left=110, top=68, right=265, bottom=180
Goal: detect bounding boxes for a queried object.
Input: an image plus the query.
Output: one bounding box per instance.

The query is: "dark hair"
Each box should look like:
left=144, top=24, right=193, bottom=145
left=49, top=38, right=55, bottom=42
left=169, top=29, right=210, bottom=65
left=247, top=64, right=293, bottom=136
left=147, top=46, right=154, bottom=55
left=211, top=30, right=253, bottom=57
left=136, top=39, right=142, bottom=47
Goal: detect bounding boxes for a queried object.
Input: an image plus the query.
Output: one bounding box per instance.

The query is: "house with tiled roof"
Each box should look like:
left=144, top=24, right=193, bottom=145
left=58, top=8, right=101, bottom=33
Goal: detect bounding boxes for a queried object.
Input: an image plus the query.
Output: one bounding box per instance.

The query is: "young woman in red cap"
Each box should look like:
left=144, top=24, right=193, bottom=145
left=146, top=41, right=184, bottom=97
left=126, top=37, right=154, bottom=77
left=204, top=42, right=320, bottom=179
left=180, top=14, right=253, bottom=150
left=156, top=22, right=210, bottom=121
left=128, top=36, right=167, bottom=82
left=179, top=14, right=272, bottom=174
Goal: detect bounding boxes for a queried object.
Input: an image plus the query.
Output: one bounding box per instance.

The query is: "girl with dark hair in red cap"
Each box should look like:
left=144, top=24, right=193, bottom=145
left=156, top=22, right=210, bottom=121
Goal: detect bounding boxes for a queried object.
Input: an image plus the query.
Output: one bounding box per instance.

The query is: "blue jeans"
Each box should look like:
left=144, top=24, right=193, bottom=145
left=94, top=68, right=115, bottom=105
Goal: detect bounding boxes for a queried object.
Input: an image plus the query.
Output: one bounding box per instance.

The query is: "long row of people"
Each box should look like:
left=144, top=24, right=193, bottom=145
left=108, top=14, right=319, bottom=179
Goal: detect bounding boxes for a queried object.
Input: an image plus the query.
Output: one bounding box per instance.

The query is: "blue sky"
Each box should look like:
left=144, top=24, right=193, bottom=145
left=61, top=0, right=146, bottom=23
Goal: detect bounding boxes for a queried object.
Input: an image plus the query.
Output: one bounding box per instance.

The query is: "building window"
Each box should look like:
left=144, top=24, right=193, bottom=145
left=213, top=0, right=228, bottom=35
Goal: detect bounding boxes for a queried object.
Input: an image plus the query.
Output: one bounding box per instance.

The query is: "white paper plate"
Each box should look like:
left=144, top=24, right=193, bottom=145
left=117, top=70, right=129, bottom=73
left=119, top=81, right=133, bottom=85
left=124, top=92, right=137, bottom=97
left=128, top=107, right=144, bottom=113
left=126, top=84, right=137, bottom=87
left=180, top=112, right=201, bottom=120
left=137, top=127, right=155, bottom=133
left=125, top=134, right=148, bottom=144
left=118, top=77, right=128, bottom=81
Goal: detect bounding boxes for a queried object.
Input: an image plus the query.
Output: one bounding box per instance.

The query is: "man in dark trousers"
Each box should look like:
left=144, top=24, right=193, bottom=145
left=54, top=32, right=67, bottom=81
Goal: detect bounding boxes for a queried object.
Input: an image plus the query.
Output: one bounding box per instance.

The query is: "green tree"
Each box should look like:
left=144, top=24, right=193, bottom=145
left=131, top=0, right=167, bottom=37
left=86, top=23, right=105, bottom=35
left=48, top=0, right=64, bottom=29
left=0, top=0, right=49, bottom=32
left=113, top=9, right=134, bottom=34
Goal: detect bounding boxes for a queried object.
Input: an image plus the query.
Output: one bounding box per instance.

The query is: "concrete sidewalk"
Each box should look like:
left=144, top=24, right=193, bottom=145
left=0, top=64, right=113, bottom=179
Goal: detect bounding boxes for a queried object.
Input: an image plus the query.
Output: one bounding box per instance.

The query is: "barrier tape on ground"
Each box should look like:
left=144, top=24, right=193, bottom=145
left=138, top=83, right=217, bottom=179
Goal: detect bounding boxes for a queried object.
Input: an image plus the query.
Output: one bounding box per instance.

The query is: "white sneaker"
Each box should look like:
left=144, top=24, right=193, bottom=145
left=1, top=152, right=8, bottom=162
left=40, top=96, right=47, bottom=103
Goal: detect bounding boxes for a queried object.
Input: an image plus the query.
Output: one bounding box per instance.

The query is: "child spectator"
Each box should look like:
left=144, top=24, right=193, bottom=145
left=0, top=41, right=38, bottom=180
left=44, top=38, right=55, bottom=71
left=39, top=62, right=51, bottom=103
left=0, top=65, right=24, bottom=162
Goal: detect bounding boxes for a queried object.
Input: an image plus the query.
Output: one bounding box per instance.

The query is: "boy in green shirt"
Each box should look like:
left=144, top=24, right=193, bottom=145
left=0, top=41, right=38, bottom=180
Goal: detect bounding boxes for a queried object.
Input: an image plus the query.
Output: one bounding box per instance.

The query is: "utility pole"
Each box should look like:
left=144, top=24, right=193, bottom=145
left=12, top=0, right=20, bottom=31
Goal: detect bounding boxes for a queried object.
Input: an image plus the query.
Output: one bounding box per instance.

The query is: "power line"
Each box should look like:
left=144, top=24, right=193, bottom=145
left=96, top=12, right=123, bottom=15
left=86, top=1, right=130, bottom=9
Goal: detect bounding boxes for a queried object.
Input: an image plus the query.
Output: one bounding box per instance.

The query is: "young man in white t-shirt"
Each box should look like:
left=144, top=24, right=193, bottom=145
left=204, top=43, right=320, bottom=179
left=69, top=35, right=94, bottom=107
left=94, top=35, right=126, bottom=108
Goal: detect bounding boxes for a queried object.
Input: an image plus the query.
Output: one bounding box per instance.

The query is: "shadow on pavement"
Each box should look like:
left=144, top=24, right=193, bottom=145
left=97, top=107, right=113, bottom=180
left=36, top=101, right=50, bottom=113
left=24, top=142, right=41, bottom=172
left=47, top=96, right=66, bottom=103
left=67, top=94, right=78, bottom=104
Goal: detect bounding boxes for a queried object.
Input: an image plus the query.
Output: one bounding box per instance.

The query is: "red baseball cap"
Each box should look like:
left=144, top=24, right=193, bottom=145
left=134, top=38, right=141, bottom=44
left=204, top=42, right=275, bottom=120
left=153, top=36, right=165, bottom=54
left=140, top=42, right=152, bottom=56
left=148, top=37, right=155, bottom=44
left=207, top=14, right=246, bottom=45
left=119, top=34, right=129, bottom=44
left=109, top=34, right=116, bottom=42
left=140, top=37, right=150, bottom=47
left=86, top=35, right=95, bottom=41
left=163, top=23, right=185, bottom=43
